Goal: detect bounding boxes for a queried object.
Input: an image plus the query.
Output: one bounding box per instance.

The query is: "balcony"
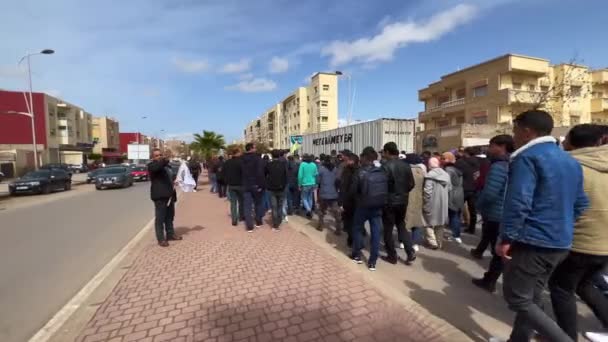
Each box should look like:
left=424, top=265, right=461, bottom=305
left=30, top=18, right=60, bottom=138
left=591, top=98, right=608, bottom=112
left=506, top=89, right=545, bottom=104
left=422, top=98, right=465, bottom=115
left=592, top=70, right=608, bottom=84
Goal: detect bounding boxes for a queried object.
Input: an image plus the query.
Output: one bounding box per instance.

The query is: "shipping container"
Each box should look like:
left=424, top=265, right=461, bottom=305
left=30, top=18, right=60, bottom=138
left=298, top=118, right=416, bottom=156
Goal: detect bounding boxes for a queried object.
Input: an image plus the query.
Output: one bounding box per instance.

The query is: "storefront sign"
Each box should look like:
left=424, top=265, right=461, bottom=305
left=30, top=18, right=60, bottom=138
left=312, top=133, right=353, bottom=146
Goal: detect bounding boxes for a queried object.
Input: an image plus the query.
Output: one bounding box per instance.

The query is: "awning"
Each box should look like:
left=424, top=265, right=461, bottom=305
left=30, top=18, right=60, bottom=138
left=102, top=151, right=123, bottom=157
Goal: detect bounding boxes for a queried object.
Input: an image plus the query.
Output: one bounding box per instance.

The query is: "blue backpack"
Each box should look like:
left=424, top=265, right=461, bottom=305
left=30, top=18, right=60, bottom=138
left=360, top=166, right=388, bottom=208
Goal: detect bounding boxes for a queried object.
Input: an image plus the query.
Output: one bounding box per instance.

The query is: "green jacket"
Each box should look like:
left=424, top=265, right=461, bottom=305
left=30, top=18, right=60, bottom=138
left=298, top=161, right=318, bottom=187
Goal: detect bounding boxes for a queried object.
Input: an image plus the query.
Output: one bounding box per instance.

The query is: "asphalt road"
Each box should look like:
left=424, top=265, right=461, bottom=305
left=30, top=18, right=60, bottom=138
left=0, top=181, right=153, bottom=342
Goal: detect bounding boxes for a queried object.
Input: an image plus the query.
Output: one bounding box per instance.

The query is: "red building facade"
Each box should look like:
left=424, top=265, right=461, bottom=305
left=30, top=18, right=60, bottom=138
left=0, top=90, right=48, bottom=147
left=119, top=132, right=143, bottom=154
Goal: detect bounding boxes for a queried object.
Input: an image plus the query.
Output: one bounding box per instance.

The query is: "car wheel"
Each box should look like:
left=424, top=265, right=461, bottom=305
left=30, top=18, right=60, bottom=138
left=95, top=185, right=102, bottom=190
left=41, top=185, right=51, bottom=195
left=65, top=181, right=72, bottom=191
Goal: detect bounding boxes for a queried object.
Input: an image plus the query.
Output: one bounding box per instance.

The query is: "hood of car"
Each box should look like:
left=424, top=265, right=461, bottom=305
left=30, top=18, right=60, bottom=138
left=13, top=177, right=48, bottom=184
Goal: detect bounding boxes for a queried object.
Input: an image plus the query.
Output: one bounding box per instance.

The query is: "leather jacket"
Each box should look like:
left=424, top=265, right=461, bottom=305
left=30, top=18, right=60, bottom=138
left=382, top=158, right=415, bottom=206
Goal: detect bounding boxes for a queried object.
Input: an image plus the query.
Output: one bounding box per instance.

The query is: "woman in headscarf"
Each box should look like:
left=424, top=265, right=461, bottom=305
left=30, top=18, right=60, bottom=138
left=423, top=157, right=452, bottom=249
left=404, top=153, right=427, bottom=251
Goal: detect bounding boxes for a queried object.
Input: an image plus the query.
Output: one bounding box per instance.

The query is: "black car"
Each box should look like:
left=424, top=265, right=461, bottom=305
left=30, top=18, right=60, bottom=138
left=86, top=168, right=103, bottom=183
left=41, top=163, right=73, bottom=179
left=95, top=167, right=134, bottom=190
left=9, top=169, right=71, bottom=195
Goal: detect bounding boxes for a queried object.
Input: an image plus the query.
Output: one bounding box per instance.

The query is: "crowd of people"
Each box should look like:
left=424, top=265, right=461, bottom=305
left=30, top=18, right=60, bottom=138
left=150, top=109, right=608, bottom=341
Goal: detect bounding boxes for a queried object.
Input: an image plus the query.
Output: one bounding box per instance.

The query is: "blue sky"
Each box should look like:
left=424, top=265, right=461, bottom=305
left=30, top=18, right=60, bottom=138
left=1, top=0, right=607, bottom=142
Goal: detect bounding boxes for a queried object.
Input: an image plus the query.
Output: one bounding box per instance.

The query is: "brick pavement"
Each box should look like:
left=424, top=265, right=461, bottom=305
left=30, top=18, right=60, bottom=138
left=76, top=189, right=462, bottom=342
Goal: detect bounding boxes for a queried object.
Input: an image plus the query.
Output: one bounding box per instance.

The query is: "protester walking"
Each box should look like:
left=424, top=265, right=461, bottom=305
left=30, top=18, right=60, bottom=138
left=208, top=157, right=218, bottom=193
left=286, top=155, right=301, bottom=215
left=339, top=152, right=360, bottom=247
left=265, top=150, right=288, bottom=230
left=223, top=148, right=244, bottom=226
left=548, top=124, right=608, bottom=341
left=316, top=155, right=342, bottom=234
left=215, top=156, right=227, bottom=198
left=496, top=110, right=588, bottom=342
left=148, top=148, right=182, bottom=247
left=188, top=156, right=202, bottom=191
left=350, top=147, right=388, bottom=271
left=404, top=153, right=427, bottom=251
left=442, top=152, right=464, bottom=244
left=470, top=134, right=514, bottom=293
left=422, top=157, right=451, bottom=250
left=380, top=142, right=416, bottom=265
left=298, top=154, right=318, bottom=219
left=456, top=147, right=480, bottom=234
left=241, top=143, right=266, bottom=232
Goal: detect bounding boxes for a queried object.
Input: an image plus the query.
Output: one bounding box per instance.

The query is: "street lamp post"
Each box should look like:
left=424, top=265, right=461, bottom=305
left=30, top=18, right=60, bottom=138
left=335, top=71, right=353, bottom=125
left=18, top=49, right=55, bottom=170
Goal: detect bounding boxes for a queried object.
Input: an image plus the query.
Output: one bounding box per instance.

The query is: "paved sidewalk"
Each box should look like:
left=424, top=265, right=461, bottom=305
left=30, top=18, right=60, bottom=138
left=76, top=190, right=467, bottom=342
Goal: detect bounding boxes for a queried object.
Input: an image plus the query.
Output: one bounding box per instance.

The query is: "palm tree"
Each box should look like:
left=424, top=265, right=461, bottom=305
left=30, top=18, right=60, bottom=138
left=190, top=131, right=226, bottom=160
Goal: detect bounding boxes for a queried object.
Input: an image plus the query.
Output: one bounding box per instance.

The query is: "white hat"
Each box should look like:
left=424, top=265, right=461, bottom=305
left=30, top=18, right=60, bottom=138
left=398, top=154, right=406, bottom=159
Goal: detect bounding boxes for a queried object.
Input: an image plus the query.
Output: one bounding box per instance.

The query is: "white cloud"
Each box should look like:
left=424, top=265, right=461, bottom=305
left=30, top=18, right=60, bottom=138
left=172, top=57, right=209, bottom=73
left=302, top=72, right=316, bottom=84
left=220, top=58, right=251, bottom=74
left=321, top=4, right=477, bottom=66
left=268, top=56, right=289, bottom=74
left=226, top=78, right=277, bottom=93
left=239, top=73, right=254, bottom=80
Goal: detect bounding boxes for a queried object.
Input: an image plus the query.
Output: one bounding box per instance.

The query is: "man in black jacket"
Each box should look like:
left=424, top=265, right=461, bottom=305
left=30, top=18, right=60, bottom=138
left=265, top=149, right=288, bottom=230
left=339, top=151, right=359, bottom=247
left=241, top=143, right=265, bottom=232
left=188, top=157, right=202, bottom=191
left=223, top=148, right=244, bottom=226
left=148, top=149, right=182, bottom=247
left=455, top=147, right=480, bottom=234
left=380, top=142, right=416, bottom=265
left=286, top=155, right=300, bottom=215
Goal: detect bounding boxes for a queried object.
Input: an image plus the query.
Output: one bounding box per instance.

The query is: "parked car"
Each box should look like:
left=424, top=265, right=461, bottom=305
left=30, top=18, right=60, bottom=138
left=86, top=168, right=103, bottom=183
left=69, top=163, right=88, bottom=173
left=95, top=167, right=133, bottom=190
left=130, top=166, right=149, bottom=181
left=8, top=169, right=71, bottom=195
left=40, top=163, right=73, bottom=179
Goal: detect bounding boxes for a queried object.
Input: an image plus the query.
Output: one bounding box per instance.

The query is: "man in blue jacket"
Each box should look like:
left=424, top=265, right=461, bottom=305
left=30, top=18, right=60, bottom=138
left=470, top=134, right=514, bottom=292
left=496, top=110, right=588, bottom=342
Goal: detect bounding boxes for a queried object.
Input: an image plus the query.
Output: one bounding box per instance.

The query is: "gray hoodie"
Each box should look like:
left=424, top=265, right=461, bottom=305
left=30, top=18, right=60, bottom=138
left=423, top=168, right=452, bottom=227
left=445, top=165, right=465, bottom=211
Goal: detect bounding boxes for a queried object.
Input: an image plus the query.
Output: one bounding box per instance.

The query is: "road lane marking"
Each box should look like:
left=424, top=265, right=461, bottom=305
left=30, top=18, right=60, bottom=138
left=28, top=216, right=154, bottom=342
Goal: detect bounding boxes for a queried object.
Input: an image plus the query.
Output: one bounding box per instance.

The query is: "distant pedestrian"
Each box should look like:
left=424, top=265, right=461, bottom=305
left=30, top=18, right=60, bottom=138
left=422, top=157, right=451, bottom=250
left=298, top=154, right=318, bottom=219
left=223, top=148, right=244, bottom=226
left=188, top=156, right=202, bottom=191
left=350, top=147, right=388, bottom=271
left=442, top=152, right=464, bottom=244
left=496, top=110, right=588, bottom=342
left=265, top=150, right=288, bottom=230
left=470, top=134, right=514, bottom=293
left=241, top=143, right=266, bottom=232
left=215, top=156, right=227, bottom=198
left=148, top=148, right=182, bottom=247
left=208, top=157, right=218, bottom=193
left=317, top=155, right=342, bottom=234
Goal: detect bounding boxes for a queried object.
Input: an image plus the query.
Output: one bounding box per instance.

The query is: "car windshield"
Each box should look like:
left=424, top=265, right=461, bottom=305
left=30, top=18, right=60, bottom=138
left=22, top=170, right=50, bottom=179
left=133, top=167, right=147, bottom=171
left=98, top=168, right=126, bottom=175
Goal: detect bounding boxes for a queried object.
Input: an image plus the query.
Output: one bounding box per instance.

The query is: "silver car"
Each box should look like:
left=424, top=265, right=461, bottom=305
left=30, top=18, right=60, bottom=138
left=94, top=167, right=134, bottom=190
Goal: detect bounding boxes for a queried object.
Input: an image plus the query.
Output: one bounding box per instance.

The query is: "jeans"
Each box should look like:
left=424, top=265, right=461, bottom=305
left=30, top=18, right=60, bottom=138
left=282, top=187, right=289, bottom=217
left=192, top=172, right=199, bottom=190
left=210, top=174, right=218, bottom=193
left=300, top=185, right=315, bottom=213
left=288, top=184, right=300, bottom=213
left=218, top=181, right=227, bottom=198
left=549, top=252, right=608, bottom=340
left=269, top=190, right=285, bottom=228
left=465, top=192, right=478, bottom=233
left=153, top=198, right=175, bottom=242
left=383, top=205, right=415, bottom=259
left=448, top=209, right=462, bottom=239
left=474, top=220, right=500, bottom=255
left=352, top=207, right=383, bottom=266
left=503, top=243, right=571, bottom=342
left=411, top=227, right=423, bottom=245
left=228, top=186, right=244, bottom=224
left=263, top=190, right=271, bottom=213
left=243, top=189, right=263, bottom=230
left=318, top=199, right=342, bottom=232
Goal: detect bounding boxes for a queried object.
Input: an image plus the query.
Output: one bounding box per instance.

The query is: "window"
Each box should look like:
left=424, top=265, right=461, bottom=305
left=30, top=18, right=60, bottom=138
left=455, top=116, right=465, bottom=124
left=321, top=116, right=328, bottom=122
left=50, top=129, right=56, bottom=136
left=473, top=85, right=488, bottom=97
left=571, top=85, right=582, bottom=97
left=541, top=86, right=550, bottom=92
left=308, top=122, right=311, bottom=128
left=307, top=96, right=309, bottom=101
left=512, top=82, right=522, bottom=90
left=321, top=101, right=328, bottom=107
left=471, top=116, right=488, bottom=124
left=456, top=88, right=466, bottom=99
left=314, top=86, right=318, bottom=94
left=436, top=119, right=450, bottom=127
left=307, top=109, right=310, bottom=114
left=528, top=84, right=536, bottom=91
left=322, top=84, right=329, bottom=91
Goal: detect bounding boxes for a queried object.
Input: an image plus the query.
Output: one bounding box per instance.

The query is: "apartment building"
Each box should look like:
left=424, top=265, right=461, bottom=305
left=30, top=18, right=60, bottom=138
left=92, top=116, right=120, bottom=155
left=244, top=72, right=339, bottom=149
left=417, top=54, right=604, bottom=152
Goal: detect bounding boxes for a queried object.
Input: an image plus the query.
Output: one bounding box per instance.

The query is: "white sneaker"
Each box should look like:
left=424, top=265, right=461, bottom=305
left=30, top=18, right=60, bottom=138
left=585, top=332, right=608, bottom=342
left=283, top=216, right=289, bottom=223
left=413, top=244, right=420, bottom=252
left=193, top=189, right=197, bottom=192
left=399, top=243, right=405, bottom=249
left=488, top=337, right=507, bottom=342
left=454, top=237, right=463, bottom=244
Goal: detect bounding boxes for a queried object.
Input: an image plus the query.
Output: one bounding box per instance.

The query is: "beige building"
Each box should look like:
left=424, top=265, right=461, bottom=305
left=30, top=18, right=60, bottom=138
left=92, top=116, right=120, bottom=154
left=164, top=139, right=189, bottom=158
left=244, top=72, right=339, bottom=149
left=417, top=54, right=605, bottom=152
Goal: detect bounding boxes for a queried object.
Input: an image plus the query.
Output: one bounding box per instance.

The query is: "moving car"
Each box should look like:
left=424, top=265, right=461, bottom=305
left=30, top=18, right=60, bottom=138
left=130, top=166, right=149, bottom=181
left=8, top=169, right=71, bottom=195
left=95, top=167, right=133, bottom=190
left=86, top=168, right=103, bottom=183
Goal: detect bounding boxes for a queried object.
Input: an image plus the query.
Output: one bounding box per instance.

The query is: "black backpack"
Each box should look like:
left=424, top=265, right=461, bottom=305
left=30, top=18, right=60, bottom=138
left=360, top=166, right=388, bottom=208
